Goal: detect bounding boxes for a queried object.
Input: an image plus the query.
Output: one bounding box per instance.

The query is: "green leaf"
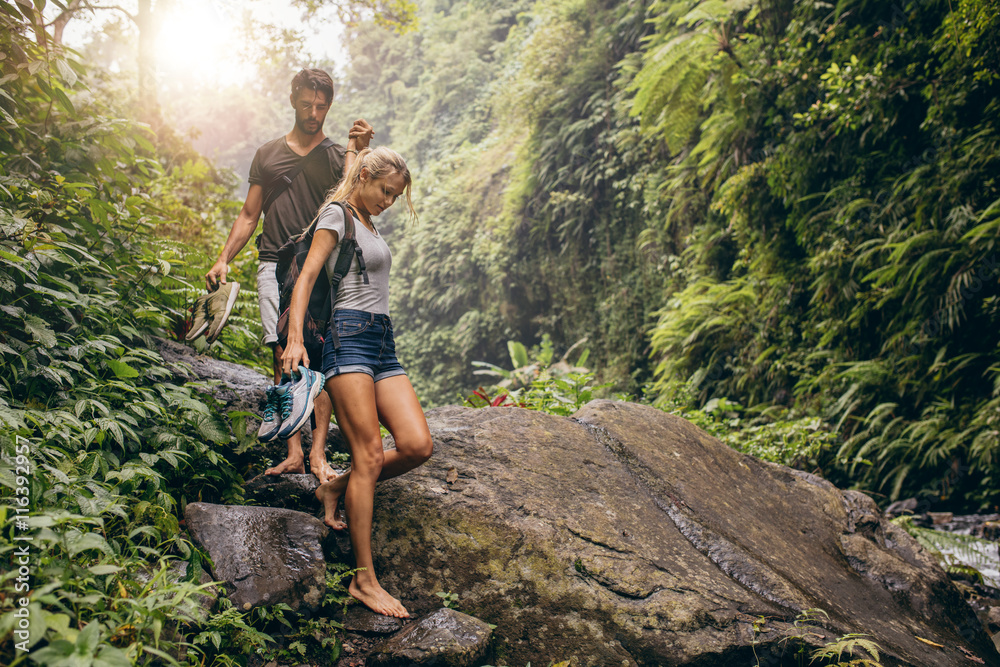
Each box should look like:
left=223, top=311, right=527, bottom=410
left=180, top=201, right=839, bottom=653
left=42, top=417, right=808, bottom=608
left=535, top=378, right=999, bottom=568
left=105, top=359, right=139, bottom=378
left=508, top=341, right=529, bottom=369
left=54, top=58, right=77, bottom=87
left=23, top=315, right=56, bottom=347
left=66, top=531, right=112, bottom=556
left=77, top=620, right=102, bottom=654
left=93, top=645, right=132, bottom=667
left=88, top=564, right=123, bottom=575
left=192, top=413, right=230, bottom=445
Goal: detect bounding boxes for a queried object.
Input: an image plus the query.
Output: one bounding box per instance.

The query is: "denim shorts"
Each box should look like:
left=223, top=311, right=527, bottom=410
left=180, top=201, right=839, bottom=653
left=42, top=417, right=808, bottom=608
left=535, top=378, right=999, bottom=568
left=322, top=309, right=407, bottom=382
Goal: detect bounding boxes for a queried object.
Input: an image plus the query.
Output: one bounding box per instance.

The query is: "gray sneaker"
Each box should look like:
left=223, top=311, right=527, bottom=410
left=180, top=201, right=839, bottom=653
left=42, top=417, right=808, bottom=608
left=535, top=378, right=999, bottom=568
left=277, top=366, right=326, bottom=439
left=257, top=384, right=284, bottom=442
left=205, top=281, right=240, bottom=344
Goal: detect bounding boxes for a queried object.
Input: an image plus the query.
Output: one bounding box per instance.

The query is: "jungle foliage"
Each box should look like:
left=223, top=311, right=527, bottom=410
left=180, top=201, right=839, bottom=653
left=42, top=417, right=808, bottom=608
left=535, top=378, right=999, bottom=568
left=328, top=0, right=1000, bottom=509
left=2, top=0, right=1000, bottom=662
left=0, top=4, right=316, bottom=664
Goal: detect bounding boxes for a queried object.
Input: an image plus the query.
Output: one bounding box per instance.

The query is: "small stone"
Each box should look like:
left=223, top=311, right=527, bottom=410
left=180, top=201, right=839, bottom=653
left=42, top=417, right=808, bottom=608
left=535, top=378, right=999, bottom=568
left=983, top=521, right=1000, bottom=541
left=885, top=497, right=919, bottom=517
left=342, top=605, right=405, bottom=635
left=446, top=467, right=458, bottom=484
left=988, top=607, right=1000, bottom=630
left=430, top=486, right=448, bottom=494
left=367, top=608, right=492, bottom=667
left=928, top=511, right=954, bottom=525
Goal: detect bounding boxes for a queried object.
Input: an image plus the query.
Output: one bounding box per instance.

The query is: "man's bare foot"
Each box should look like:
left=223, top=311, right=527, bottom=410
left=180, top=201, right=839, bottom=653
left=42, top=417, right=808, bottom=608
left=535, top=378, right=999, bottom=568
left=265, top=456, right=305, bottom=476
left=349, top=578, right=409, bottom=618
left=315, top=476, right=347, bottom=530
left=309, top=455, right=339, bottom=484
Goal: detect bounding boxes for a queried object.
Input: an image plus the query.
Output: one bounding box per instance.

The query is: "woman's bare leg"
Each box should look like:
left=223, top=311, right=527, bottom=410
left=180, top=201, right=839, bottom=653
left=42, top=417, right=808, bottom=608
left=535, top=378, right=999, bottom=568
left=316, top=374, right=432, bottom=529
left=319, top=373, right=409, bottom=617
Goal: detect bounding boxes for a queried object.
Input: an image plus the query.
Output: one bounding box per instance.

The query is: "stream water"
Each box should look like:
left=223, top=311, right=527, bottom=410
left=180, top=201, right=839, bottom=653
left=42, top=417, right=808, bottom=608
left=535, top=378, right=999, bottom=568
left=931, top=514, right=1000, bottom=588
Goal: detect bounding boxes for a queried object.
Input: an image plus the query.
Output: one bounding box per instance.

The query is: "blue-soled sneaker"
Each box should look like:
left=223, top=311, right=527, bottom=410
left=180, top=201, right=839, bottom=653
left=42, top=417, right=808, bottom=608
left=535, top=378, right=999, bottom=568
left=276, top=366, right=325, bottom=439
left=257, top=384, right=284, bottom=442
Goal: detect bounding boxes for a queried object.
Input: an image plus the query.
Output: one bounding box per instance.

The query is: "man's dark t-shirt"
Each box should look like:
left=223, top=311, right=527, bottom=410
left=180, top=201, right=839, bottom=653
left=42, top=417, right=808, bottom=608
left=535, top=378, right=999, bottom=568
left=249, top=136, right=345, bottom=262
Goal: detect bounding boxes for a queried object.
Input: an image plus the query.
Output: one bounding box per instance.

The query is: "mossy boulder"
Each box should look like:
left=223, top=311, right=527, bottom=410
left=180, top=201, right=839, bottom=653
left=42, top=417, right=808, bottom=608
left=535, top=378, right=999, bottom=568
left=370, top=401, right=998, bottom=667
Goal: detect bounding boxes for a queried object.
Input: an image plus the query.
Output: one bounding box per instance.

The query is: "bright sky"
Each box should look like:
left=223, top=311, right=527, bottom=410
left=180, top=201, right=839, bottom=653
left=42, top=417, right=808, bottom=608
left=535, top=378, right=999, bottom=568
left=62, top=0, right=348, bottom=86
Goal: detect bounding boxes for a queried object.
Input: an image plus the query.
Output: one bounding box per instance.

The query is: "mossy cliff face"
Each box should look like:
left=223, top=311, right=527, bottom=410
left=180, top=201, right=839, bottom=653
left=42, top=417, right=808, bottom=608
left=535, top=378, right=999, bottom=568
left=371, top=402, right=998, bottom=667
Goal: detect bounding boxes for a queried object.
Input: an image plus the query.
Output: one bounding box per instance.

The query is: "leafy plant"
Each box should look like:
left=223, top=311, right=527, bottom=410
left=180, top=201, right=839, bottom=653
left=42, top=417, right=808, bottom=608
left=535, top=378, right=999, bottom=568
left=435, top=590, right=461, bottom=610
left=892, top=516, right=998, bottom=585
left=468, top=335, right=611, bottom=416
left=810, top=634, right=883, bottom=667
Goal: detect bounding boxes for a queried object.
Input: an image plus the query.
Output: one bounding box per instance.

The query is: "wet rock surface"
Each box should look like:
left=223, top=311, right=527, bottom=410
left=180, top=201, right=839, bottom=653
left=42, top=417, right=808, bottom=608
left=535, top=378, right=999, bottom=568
left=341, top=606, right=405, bottom=635
left=184, top=503, right=328, bottom=612
left=365, top=401, right=999, bottom=667
left=244, top=473, right=321, bottom=511
left=367, top=608, right=492, bottom=667
left=154, top=336, right=270, bottom=415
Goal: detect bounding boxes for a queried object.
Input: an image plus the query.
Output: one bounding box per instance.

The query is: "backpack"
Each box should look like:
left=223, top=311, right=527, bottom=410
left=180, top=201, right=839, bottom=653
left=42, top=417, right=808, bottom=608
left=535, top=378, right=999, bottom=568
left=274, top=201, right=368, bottom=353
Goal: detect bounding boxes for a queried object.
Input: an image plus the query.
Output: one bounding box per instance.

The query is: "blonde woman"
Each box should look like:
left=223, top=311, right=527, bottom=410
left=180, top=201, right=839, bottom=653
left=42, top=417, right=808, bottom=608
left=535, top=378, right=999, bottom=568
left=281, top=146, right=432, bottom=618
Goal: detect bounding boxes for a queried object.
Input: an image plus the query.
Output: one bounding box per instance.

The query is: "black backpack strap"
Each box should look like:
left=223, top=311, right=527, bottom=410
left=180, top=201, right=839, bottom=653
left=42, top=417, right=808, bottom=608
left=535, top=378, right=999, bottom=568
left=327, top=201, right=369, bottom=350
left=262, top=138, right=335, bottom=216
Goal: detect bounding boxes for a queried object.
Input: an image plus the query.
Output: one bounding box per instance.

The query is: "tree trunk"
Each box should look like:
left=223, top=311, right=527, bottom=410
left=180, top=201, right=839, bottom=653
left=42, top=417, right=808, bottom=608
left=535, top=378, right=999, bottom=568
left=135, top=0, right=162, bottom=126
left=28, top=5, right=48, bottom=46
left=51, top=0, right=86, bottom=45
left=136, top=0, right=154, bottom=104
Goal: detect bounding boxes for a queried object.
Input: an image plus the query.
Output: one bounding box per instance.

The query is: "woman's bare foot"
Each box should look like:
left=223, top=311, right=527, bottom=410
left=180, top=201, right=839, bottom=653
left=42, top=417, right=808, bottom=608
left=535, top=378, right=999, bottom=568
left=265, top=455, right=305, bottom=476
left=309, top=455, right=339, bottom=484
left=315, top=475, right=348, bottom=530
left=349, top=577, right=409, bottom=618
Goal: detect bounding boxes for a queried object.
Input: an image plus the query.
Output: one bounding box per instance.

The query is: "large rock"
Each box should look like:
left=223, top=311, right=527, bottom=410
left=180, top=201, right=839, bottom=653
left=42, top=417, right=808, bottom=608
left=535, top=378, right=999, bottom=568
left=154, top=336, right=270, bottom=416
left=367, top=608, right=493, bottom=667
left=244, top=473, right=321, bottom=511
left=183, top=503, right=328, bottom=612
left=367, top=401, right=999, bottom=667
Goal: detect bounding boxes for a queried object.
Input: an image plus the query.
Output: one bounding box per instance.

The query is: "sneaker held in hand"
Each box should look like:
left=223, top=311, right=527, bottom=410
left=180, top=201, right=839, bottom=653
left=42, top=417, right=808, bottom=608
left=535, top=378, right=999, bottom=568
left=257, top=384, right=285, bottom=442
left=205, top=281, right=241, bottom=344
left=276, top=366, right=326, bottom=439
left=185, top=292, right=212, bottom=342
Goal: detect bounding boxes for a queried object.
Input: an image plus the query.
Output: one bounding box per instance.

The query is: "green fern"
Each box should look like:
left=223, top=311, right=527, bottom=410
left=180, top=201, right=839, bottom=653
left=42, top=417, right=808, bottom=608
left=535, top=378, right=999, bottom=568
left=810, top=634, right=883, bottom=666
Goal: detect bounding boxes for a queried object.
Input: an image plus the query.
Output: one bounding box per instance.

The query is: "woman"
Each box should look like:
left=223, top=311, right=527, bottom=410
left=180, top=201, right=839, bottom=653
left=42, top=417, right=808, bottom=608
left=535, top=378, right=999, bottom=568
left=281, top=146, right=433, bottom=619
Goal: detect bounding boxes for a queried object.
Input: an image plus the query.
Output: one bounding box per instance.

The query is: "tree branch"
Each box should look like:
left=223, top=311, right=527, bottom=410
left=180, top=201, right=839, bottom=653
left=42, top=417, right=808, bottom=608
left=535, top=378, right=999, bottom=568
left=44, top=1, right=137, bottom=33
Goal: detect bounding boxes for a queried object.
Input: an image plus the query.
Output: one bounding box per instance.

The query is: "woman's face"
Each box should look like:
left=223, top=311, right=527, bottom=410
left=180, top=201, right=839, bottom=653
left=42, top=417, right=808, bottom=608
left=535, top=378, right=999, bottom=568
left=356, top=170, right=407, bottom=218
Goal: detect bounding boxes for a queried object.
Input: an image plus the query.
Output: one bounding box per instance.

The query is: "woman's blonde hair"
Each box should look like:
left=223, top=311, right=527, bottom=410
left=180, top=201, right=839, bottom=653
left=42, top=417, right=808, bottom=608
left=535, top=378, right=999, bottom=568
left=321, top=146, right=416, bottom=223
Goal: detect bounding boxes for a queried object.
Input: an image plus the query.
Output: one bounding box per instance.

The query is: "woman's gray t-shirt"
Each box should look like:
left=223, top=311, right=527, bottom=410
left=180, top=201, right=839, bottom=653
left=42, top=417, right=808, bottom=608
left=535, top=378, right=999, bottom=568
left=314, top=203, right=392, bottom=315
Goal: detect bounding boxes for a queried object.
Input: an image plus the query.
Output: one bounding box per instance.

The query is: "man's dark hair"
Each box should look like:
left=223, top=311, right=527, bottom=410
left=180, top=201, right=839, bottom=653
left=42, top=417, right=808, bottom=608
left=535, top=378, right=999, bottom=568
left=291, top=69, right=334, bottom=103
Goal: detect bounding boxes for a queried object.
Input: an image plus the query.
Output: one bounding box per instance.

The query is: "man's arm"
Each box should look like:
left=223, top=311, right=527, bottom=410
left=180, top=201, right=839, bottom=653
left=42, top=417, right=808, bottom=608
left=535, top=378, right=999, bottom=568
left=205, top=183, right=264, bottom=291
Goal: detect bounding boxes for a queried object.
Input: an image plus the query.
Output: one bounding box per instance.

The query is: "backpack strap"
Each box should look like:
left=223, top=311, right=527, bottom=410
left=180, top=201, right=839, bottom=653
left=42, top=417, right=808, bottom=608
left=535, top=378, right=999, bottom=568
left=262, top=138, right=335, bottom=216
left=326, top=201, right=370, bottom=350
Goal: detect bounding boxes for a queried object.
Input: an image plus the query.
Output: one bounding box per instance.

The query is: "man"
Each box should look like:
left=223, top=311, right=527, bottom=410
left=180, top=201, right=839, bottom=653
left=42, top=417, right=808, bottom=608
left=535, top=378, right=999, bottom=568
left=204, top=68, right=373, bottom=483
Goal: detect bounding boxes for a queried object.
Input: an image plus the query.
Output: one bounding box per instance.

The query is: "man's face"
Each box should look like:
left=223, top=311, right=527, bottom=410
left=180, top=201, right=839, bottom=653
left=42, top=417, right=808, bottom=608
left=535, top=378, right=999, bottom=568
left=292, top=88, right=331, bottom=136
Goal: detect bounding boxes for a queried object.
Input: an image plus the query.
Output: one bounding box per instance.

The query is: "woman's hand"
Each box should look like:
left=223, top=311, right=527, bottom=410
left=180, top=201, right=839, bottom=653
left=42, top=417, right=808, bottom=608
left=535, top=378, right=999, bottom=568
left=280, top=338, right=309, bottom=377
